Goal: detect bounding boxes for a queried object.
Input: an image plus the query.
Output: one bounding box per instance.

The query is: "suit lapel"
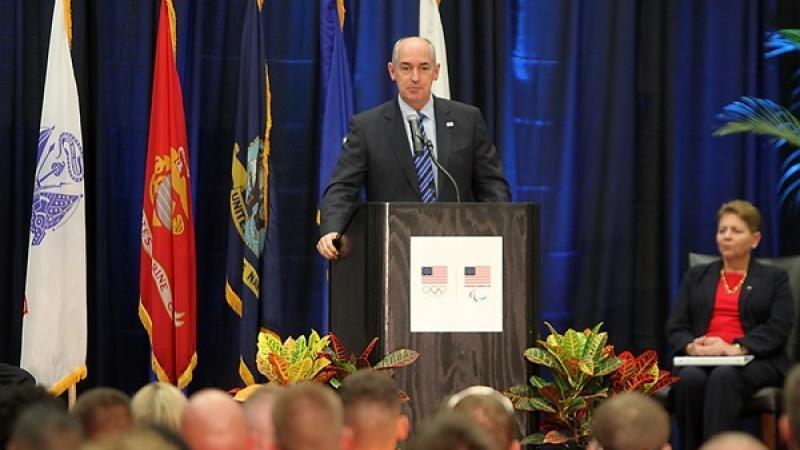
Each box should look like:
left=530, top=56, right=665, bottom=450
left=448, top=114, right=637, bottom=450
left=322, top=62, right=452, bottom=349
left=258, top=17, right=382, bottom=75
left=699, top=261, right=722, bottom=327
left=433, top=97, right=452, bottom=180
left=738, top=260, right=762, bottom=314
left=385, top=101, right=422, bottom=197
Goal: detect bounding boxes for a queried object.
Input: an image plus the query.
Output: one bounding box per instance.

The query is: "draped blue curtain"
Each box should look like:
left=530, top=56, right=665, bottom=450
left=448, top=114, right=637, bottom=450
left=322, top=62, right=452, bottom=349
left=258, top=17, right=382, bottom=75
left=1, top=0, right=798, bottom=392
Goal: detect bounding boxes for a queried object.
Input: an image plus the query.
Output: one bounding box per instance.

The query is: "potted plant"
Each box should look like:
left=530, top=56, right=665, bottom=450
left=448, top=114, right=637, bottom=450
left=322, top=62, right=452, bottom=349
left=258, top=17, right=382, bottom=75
left=255, top=329, right=332, bottom=385
left=504, top=323, right=677, bottom=448
left=317, top=332, right=420, bottom=399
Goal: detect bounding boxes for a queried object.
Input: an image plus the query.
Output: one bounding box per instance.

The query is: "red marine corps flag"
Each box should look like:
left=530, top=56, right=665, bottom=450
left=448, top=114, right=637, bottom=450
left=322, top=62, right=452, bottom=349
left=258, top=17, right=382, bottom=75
left=138, top=0, right=197, bottom=388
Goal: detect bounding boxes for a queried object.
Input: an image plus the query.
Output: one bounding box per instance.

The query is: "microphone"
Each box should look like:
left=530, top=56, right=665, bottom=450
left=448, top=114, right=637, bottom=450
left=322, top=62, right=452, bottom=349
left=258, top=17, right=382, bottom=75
left=406, top=114, right=425, bottom=157
left=424, top=138, right=461, bottom=203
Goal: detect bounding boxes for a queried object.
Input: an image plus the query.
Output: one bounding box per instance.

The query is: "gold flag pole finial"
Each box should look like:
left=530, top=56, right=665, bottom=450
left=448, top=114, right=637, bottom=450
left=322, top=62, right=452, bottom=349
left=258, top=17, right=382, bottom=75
left=165, top=0, right=178, bottom=56
left=64, top=0, right=73, bottom=48
left=257, top=0, right=264, bottom=12
left=336, top=0, right=346, bottom=30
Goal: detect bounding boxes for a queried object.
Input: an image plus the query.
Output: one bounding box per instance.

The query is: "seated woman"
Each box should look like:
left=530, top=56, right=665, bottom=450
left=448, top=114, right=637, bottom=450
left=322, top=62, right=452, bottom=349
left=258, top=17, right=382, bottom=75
left=666, top=199, right=794, bottom=450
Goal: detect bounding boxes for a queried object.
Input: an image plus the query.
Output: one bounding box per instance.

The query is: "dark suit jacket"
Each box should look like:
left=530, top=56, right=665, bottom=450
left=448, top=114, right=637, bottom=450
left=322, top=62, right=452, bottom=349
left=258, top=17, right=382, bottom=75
left=666, top=259, right=794, bottom=371
left=319, top=97, right=511, bottom=235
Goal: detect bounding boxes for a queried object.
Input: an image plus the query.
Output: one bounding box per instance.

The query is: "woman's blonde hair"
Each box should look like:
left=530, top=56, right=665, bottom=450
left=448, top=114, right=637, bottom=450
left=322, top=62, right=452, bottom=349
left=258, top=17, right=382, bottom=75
left=130, top=382, right=188, bottom=432
left=717, top=199, right=762, bottom=233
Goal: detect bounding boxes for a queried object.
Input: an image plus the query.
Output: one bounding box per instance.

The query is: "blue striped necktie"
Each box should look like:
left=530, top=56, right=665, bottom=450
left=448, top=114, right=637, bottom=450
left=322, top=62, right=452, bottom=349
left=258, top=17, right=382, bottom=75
left=414, top=113, right=437, bottom=203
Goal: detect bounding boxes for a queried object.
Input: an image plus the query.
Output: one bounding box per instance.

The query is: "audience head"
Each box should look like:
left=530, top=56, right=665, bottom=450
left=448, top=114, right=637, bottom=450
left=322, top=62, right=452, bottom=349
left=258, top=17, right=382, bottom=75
left=80, top=425, right=190, bottom=450
left=447, top=386, right=519, bottom=450
left=181, top=388, right=251, bottom=450
left=339, top=370, right=409, bottom=450
left=6, top=403, right=81, bottom=450
left=0, top=384, right=62, bottom=448
left=406, top=412, right=493, bottom=450
left=272, top=382, right=352, bottom=450
left=588, top=392, right=670, bottom=450
left=242, top=384, right=283, bottom=450
left=781, top=365, right=800, bottom=449
left=131, top=382, right=188, bottom=431
left=72, top=387, right=132, bottom=441
left=698, top=431, right=767, bottom=450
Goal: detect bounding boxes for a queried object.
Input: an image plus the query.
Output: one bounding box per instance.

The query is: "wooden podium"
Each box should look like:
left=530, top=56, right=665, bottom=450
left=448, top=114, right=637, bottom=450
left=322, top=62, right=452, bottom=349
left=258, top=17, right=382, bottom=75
left=329, top=202, right=539, bottom=422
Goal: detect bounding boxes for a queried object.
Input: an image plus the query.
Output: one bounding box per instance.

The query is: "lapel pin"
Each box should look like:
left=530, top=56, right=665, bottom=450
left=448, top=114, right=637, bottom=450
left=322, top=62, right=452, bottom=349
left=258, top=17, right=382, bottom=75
left=746, top=285, right=752, bottom=291
left=446, top=121, right=454, bottom=128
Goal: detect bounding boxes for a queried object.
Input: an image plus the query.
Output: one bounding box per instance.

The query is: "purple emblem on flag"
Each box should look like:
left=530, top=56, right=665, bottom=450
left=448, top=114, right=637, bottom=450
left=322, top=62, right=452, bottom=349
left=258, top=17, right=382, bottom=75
left=29, top=127, right=84, bottom=246
left=421, top=266, right=448, bottom=284
left=464, top=266, right=491, bottom=287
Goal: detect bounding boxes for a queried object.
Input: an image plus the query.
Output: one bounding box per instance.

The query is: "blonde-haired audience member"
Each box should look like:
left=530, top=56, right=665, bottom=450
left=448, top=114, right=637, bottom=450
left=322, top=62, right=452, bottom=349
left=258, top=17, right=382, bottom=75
left=80, top=425, right=189, bottom=450
left=447, top=385, right=520, bottom=450
left=181, top=389, right=253, bottom=450
left=131, top=382, right=188, bottom=431
left=272, top=382, right=353, bottom=450
left=243, top=384, right=283, bottom=450
left=72, top=387, right=132, bottom=442
left=339, top=370, right=409, bottom=450
left=698, top=432, right=767, bottom=450
left=588, top=392, right=670, bottom=450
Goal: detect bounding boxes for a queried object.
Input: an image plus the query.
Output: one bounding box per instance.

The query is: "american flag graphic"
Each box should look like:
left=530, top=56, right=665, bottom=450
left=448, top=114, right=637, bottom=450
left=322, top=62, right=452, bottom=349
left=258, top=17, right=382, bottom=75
left=464, top=266, right=491, bottom=287
left=422, top=266, right=448, bottom=284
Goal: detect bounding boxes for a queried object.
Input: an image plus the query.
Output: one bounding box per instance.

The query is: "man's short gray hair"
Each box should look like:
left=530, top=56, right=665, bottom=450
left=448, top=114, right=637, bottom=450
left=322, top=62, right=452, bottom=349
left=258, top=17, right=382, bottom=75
left=391, top=36, right=436, bottom=65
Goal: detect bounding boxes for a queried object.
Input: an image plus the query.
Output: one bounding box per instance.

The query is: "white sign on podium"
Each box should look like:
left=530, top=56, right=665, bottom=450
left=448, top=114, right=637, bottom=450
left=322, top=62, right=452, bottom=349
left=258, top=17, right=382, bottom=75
left=409, top=236, right=503, bottom=332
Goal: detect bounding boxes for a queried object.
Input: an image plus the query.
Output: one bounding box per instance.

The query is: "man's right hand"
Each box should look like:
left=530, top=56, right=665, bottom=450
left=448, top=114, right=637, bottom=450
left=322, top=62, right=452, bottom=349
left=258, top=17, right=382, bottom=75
left=317, top=232, right=340, bottom=260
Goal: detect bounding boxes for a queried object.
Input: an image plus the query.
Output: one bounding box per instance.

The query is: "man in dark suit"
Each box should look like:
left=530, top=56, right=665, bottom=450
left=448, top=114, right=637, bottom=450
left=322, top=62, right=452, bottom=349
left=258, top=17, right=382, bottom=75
left=317, top=36, right=511, bottom=260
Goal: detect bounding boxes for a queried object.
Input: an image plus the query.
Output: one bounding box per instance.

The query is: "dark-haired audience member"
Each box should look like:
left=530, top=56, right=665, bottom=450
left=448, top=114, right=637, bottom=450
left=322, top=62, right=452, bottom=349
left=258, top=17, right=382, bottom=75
left=72, top=387, right=132, bottom=441
left=406, top=412, right=493, bottom=450
left=131, top=382, right=188, bottom=432
left=181, top=388, right=252, bottom=450
left=243, top=384, right=283, bottom=450
left=272, top=382, right=353, bottom=450
left=781, top=365, right=800, bottom=450
left=339, top=370, right=409, bottom=450
left=0, top=384, right=61, bottom=448
left=0, top=363, right=35, bottom=386
left=587, top=392, right=671, bottom=450
left=447, top=385, right=519, bottom=450
left=6, top=403, right=82, bottom=450
left=698, top=431, right=767, bottom=450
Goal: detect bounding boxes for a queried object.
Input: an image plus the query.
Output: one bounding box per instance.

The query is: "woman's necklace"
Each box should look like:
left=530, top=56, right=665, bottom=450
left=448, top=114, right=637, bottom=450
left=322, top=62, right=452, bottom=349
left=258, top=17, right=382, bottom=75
left=720, top=269, right=747, bottom=295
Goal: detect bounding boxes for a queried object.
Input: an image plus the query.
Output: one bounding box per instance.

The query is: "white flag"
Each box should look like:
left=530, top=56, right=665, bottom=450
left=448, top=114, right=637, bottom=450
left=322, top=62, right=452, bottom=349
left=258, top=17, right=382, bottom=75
left=21, top=0, right=87, bottom=395
left=420, top=0, right=450, bottom=99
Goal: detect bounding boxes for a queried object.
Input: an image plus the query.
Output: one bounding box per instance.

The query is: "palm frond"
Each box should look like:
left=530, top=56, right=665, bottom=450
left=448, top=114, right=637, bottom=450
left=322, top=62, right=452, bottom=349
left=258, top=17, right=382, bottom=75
left=714, top=97, right=800, bottom=148
left=765, top=29, right=800, bottom=59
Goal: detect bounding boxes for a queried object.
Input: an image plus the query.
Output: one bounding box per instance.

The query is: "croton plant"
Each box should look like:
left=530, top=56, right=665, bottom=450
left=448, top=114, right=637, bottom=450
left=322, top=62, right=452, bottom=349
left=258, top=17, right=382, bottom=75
left=504, top=322, right=678, bottom=447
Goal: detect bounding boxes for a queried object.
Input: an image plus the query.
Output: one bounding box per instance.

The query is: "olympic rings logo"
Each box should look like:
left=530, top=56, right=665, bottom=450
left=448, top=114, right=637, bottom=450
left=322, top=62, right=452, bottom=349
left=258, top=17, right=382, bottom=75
left=422, top=285, right=447, bottom=296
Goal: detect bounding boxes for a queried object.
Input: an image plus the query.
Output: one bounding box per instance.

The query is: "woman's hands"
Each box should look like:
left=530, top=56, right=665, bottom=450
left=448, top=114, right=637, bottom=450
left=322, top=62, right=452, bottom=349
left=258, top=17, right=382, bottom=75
left=686, top=336, right=745, bottom=356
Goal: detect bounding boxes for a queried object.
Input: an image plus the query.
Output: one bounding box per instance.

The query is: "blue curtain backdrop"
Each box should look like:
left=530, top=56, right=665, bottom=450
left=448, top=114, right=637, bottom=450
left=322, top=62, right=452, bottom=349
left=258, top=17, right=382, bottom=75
left=1, top=0, right=799, bottom=392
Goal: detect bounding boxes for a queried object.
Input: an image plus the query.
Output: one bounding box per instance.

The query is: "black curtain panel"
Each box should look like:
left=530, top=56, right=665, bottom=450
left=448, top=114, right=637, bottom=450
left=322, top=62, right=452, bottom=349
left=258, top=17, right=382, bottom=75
left=1, top=0, right=799, bottom=393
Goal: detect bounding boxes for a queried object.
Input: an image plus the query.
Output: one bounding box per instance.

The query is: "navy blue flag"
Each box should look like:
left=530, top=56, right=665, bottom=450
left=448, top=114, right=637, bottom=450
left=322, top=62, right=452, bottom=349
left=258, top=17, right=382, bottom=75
left=317, top=0, right=354, bottom=331
left=319, top=0, right=354, bottom=203
left=225, top=0, right=282, bottom=386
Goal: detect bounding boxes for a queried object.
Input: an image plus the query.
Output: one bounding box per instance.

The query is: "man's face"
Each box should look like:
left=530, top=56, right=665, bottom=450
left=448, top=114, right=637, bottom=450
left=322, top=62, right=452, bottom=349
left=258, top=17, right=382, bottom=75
left=387, top=38, right=440, bottom=111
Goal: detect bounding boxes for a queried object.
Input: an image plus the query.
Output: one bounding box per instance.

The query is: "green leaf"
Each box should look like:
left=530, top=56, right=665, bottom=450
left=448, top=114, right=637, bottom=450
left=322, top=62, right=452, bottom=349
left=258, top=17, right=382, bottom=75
left=562, top=329, right=586, bottom=358
left=520, top=433, right=546, bottom=445
left=524, top=347, right=557, bottom=367
left=374, top=349, right=419, bottom=369
left=595, top=357, right=624, bottom=377
left=714, top=97, right=800, bottom=148
left=528, top=374, right=551, bottom=389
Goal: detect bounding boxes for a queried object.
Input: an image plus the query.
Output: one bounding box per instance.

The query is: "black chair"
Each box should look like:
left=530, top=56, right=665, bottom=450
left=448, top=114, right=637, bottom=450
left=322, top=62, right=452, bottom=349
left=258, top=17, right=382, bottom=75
left=662, top=253, right=800, bottom=450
